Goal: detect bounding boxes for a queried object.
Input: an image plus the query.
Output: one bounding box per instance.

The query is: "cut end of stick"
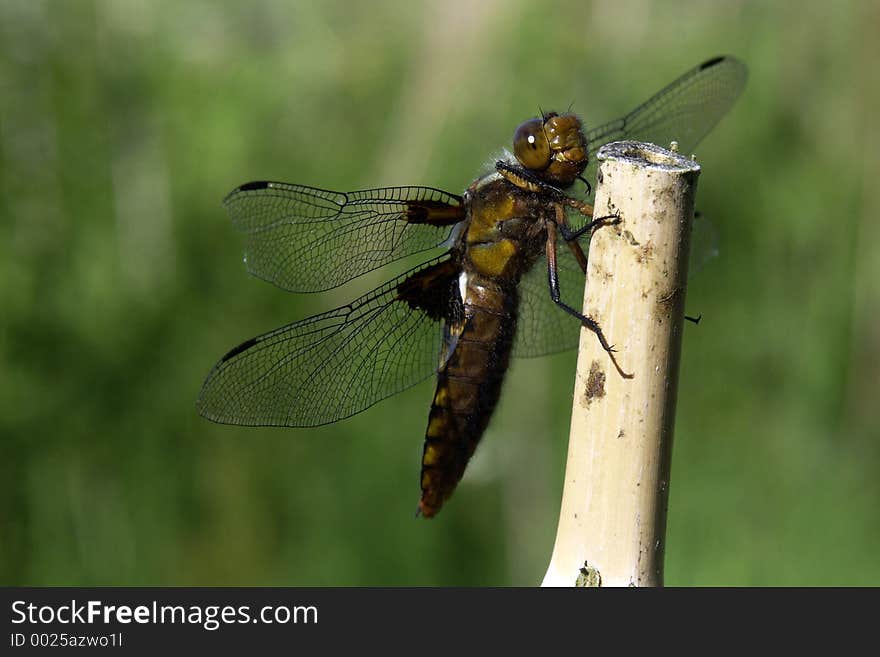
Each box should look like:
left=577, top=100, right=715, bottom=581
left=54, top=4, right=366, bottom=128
left=597, top=140, right=702, bottom=173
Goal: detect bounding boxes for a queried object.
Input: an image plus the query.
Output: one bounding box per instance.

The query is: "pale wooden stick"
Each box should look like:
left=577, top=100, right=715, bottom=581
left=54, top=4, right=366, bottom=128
left=542, top=141, right=700, bottom=587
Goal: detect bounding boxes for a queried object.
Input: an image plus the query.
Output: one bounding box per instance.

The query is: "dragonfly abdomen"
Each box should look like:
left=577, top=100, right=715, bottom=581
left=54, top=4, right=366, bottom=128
left=418, top=279, right=518, bottom=517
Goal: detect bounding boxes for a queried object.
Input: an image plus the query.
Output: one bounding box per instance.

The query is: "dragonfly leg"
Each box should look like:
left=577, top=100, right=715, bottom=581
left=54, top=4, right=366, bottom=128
left=557, top=209, right=621, bottom=242
left=547, top=219, right=634, bottom=379
left=552, top=204, right=590, bottom=273
left=496, top=160, right=600, bottom=217
left=496, top=160, right=565, bottom=196
left=496, top=159, right=618, bottom=239
left=545, top=220, right=615, bottom=354
left=576, top=175, right=592, bottom=196
left=553, top=205, right=621, bottom=274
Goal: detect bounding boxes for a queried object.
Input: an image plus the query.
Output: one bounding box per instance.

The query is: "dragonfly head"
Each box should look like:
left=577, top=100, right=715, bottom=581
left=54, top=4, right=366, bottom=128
left=512, top=112, right=588, bottom=187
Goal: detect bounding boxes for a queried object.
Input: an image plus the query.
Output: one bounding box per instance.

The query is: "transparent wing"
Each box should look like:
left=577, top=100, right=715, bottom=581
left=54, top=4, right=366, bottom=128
left=224, top=182, right=464, bottom=292
left=513, top=242, right=585, bottom=358
left=197, top=257, right=458, bottom=427
left=586, top=56, right=747, bottom=156
left=689, top=211, right=720, bottom=277
left=570, top=56, right=747, bottom=230
left=513, top=213, right=717, bottom=358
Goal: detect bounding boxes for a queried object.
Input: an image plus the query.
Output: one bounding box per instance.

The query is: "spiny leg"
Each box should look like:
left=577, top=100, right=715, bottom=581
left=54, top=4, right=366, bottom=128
left=496, top=159, right=619, bottom=243
left=545, top=219, right=616, bottom=353
left=557, top=208, right=621, bottom=242
left=546, top=216, right=634, bottom=379
left=553, top=205, right=620, bottom=274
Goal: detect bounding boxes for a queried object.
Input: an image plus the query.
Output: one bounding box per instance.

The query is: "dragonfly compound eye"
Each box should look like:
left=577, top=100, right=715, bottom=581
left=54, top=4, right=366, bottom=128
left=513, top=118, right=551, bottom=170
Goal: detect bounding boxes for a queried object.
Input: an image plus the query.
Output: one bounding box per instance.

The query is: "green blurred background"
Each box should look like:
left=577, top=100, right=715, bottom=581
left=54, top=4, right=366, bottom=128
left=2, top=0, right=878, bottom=586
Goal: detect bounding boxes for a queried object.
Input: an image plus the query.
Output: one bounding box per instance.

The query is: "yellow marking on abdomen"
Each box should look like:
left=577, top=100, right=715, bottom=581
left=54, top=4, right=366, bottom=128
left=426, top=411, right=448, bottom=439
left=422, top=442, right=442, bottom=466
left=433, top=386, right=449, bottom=407
left=468, top=240, right=517, bottom=277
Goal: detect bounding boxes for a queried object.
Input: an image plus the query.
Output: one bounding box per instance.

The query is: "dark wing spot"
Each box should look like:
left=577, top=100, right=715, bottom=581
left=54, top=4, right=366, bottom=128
left=235, top=181, right=272, bottom=192
left=220, top=336, right=259, bottom=362
left=700, top=55, right=725, bottom=70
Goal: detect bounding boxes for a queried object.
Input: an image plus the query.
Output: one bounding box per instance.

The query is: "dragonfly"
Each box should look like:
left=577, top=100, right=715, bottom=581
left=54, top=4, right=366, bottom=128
left=197, top=56, right=747, bottom=518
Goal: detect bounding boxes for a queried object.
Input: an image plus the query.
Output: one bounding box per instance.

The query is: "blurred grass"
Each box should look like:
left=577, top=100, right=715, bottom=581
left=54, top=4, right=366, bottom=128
left=1, top=0, right=878, bottom=586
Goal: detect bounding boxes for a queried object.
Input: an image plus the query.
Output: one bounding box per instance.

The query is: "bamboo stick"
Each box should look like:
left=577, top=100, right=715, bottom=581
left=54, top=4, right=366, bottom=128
left=542, top=141, right=701, bottom=587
